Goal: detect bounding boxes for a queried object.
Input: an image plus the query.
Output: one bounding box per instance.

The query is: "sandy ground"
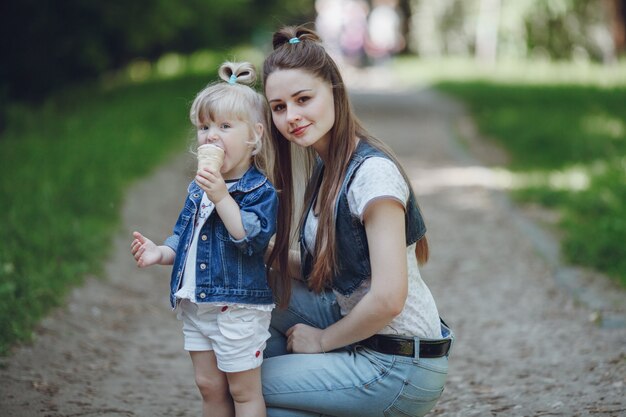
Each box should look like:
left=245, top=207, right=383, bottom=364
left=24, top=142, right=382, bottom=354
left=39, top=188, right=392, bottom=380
left=1, top=82, right=625, bottom=417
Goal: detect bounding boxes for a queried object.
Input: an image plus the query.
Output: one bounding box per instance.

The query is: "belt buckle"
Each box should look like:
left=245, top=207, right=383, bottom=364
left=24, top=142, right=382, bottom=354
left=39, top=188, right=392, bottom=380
left=382, top=335, right=415, bottom=357
left=397, top=338, right=414, bottom=357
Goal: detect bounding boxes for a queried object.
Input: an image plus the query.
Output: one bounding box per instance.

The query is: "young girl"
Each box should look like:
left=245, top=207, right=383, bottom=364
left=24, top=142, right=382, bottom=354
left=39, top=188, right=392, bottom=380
left=130, top=61, right=279, bottom=417
left=261, top=26, right=453, bottom=417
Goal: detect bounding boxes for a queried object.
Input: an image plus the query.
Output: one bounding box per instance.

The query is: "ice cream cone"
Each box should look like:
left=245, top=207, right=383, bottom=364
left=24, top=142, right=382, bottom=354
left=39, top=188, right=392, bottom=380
left=197, top=144, right=225, bottom=171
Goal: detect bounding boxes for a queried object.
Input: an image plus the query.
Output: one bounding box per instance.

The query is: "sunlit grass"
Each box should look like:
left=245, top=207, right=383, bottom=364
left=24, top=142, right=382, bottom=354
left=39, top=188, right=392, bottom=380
left=432, top=80, right=626, bottom=286
left=394, top=56, right=626, bottom=87
left=498, top=165, right=593, bottom=191
left=104, top=45, right=266, bottom=87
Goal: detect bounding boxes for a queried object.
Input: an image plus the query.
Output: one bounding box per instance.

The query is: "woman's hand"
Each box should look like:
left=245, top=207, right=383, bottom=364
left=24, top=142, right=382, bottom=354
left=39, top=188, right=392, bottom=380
left=195, top=168, right=228, bottom=204
left=286, top=323, right=326, bottom=354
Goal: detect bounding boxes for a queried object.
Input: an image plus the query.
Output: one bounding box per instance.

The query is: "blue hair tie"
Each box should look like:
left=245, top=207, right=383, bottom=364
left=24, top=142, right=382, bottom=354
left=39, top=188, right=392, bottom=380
left=288, top=37, right=300, bottom=44
left=228, top=74, right=238, bottom=84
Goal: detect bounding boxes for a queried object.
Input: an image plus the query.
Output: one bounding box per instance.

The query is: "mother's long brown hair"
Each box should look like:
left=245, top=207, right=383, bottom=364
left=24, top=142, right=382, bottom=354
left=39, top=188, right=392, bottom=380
left=263, top=25, right=428, bottom=308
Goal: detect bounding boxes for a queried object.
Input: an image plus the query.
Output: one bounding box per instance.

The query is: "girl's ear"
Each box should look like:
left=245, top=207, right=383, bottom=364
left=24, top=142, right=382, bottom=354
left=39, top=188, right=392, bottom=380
left=249, top=122, right=264, bottom=155
left=254, top=122, right=264, bottom=139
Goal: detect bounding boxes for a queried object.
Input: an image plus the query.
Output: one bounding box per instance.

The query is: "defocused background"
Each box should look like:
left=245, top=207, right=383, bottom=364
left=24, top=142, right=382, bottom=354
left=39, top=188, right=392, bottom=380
left=1, top=0, right=625, bottom=354
left=2, top=0, right=625, bottom=108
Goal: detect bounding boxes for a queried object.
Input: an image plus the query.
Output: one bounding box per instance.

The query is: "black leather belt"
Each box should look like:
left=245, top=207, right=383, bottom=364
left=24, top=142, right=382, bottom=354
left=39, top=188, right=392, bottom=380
left=359, top=334, right=451, bottom=358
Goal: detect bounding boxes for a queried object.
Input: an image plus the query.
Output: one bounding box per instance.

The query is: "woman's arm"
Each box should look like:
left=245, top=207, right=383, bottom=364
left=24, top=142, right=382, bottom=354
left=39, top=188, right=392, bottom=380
left=286, top=198, right=408, bottom=353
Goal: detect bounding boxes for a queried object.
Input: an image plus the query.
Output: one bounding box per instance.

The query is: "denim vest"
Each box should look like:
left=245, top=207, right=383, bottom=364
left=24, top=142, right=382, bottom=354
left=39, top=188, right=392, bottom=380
left=164, top=166, right=278, bottom=307
left=300, top=140, right=426, bottom=296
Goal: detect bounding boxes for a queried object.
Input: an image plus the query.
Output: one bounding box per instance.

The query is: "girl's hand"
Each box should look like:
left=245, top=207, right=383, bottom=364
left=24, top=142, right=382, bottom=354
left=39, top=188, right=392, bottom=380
left=195, top=168, right=228, bottom=204
left=130, top=231, right=162, bottom=267
left=286, top=323, right=326, bottom=354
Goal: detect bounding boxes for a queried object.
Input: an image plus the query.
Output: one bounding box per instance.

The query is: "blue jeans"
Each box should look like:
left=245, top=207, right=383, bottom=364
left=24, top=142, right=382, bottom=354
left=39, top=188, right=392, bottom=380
left=261, top=280, right=452, bottom=417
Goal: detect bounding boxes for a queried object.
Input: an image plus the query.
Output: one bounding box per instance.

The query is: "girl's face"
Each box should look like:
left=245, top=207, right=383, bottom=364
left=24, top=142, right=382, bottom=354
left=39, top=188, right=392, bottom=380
left=265, top=69, right=335, bottom=158
left=196, top=115, right=261, bottom=180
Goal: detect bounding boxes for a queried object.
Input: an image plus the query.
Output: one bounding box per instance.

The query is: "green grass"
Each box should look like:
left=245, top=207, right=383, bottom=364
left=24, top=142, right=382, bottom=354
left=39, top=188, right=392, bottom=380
left=435, top=81, right=626, bottom=286
left=394, top=56, right=626, bottom=87
left=0, top=75, right=213, bottom=355
left=435, top=84, right=626, bottom=169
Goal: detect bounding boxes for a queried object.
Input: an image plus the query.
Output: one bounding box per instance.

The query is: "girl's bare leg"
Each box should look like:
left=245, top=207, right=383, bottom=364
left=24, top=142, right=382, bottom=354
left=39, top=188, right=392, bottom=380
left=189, top=351, right=235, bottom=417
left=227, top=367, right=266, bottom=417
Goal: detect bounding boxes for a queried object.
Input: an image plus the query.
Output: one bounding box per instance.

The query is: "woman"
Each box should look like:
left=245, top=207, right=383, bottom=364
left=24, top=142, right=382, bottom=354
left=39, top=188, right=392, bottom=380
left=261, top=25, right=452, bottom=417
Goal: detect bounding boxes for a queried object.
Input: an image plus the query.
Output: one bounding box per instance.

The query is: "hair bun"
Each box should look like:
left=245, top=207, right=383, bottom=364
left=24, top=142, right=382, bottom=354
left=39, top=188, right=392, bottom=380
left=218, top=61, right=257, bottom=86
left=272, top=25, right=321, bottom=50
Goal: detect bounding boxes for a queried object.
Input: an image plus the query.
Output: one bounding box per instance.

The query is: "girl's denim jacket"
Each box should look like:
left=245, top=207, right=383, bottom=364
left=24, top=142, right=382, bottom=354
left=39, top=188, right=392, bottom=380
left=300, top=140, right=426, bottom=297
left=164, top=166, right=278, bottom=308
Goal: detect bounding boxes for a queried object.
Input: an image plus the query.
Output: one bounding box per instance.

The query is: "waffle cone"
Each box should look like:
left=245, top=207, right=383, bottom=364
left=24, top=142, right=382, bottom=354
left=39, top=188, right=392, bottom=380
left=197, top=144, right=225, bottom=171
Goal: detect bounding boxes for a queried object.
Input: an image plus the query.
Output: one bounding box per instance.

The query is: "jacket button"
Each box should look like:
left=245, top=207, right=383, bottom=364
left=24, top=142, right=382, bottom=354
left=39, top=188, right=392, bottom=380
left=200, top=263, right=206, bottom=270
left=201, top=235, right=208, bottom=241
left=199, top=293, right=206, bottom=299
left=193, top=193, right=200, bottom=198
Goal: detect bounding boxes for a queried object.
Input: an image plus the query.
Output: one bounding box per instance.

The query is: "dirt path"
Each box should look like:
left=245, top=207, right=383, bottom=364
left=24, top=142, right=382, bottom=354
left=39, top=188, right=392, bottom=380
left=1, top=84, right=625, bottom=417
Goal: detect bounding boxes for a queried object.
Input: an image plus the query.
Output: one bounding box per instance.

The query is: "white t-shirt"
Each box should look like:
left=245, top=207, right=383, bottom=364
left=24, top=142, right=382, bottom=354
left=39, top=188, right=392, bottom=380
left=175, top=182, right=272, bottom=311
left=304, top=157, right=441, bottom=338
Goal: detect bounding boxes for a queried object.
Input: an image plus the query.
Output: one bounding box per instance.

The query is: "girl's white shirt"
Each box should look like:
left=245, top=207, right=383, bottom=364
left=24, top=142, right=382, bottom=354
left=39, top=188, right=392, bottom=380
left=304, top=157, right=442, bottom=338
left=175, top=182, right=273, bottom=311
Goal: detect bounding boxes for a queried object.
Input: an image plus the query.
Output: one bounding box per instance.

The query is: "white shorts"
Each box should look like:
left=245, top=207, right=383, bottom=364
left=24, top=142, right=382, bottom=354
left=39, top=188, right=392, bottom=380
left=176, top=299, right=272, bottom=373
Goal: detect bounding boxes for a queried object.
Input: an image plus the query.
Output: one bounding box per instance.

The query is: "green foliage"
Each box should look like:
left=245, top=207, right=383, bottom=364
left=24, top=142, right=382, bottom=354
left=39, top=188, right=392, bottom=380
left=438, top=82, right=626, bottom=286
left=408, top=0, right=613, bottom=61
left=561, top=161, right=626, bottom=279
left=438, top=84, right=626, bottom=169
left=1, top=0, right=314, bottom=103
left=512, top=187, right=573, bottom=208
left=524, top=0, right=609, bottom=61
left=0, top=75, right=211, bottom=354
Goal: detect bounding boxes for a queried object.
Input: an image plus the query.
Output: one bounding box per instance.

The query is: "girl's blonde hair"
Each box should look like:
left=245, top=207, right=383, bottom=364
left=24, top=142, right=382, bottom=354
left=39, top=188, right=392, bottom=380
left=263, top=25, right=429, bottom=306
left=189, top=61, right=274, bottom=176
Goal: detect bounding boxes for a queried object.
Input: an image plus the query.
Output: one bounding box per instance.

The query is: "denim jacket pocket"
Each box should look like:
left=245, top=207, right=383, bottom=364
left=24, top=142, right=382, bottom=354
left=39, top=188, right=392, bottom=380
left=214, top=221, right=231, bottom=242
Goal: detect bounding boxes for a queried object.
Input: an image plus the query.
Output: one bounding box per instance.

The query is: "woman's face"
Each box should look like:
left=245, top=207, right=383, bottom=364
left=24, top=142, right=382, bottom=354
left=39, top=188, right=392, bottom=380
left=265, top=69, right=335, bottom=156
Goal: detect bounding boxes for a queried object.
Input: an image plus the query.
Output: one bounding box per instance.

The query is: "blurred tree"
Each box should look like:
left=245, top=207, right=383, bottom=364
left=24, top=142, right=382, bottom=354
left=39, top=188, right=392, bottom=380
left=608, top=0, right=626, bottom=53
left=408, top=0, right=474, bottom=57
left=406, top=0, right=616, bottom=62
left=475, top=0, right=501, bottom=64
left=397, top=0, right=413, bottom=52
left=524, top=0, right=616, bottom=62
left=0, top=0, right=313, bottom=107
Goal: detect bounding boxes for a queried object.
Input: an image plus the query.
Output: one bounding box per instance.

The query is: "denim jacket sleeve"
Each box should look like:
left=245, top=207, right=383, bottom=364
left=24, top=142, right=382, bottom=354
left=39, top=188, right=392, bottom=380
left=229, top=184, right=278, bottom=256
left=163, top=230, right=180, bottom=254
left=163, top=192, right=194, bottom=253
